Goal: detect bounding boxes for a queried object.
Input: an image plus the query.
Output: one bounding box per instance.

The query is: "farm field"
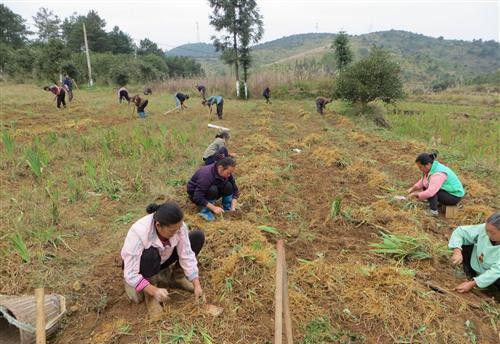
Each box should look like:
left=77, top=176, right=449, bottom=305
left=0, top=84, right=499, bottom=343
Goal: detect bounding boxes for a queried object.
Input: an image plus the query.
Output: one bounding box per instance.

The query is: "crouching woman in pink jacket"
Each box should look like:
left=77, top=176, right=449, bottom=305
left=121, top=201, right=204, bottom=317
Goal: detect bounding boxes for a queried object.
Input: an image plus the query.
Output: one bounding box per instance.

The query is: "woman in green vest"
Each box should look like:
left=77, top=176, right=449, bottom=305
left=407, top=152, right=465, bottom=215
left=449, top=212, right=500, bottom=293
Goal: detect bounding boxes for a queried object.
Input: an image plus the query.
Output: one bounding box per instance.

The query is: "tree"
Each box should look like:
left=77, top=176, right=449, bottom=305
left=208, top=0, right=263, bottom=97
left=0, top=4, right=29, bottom=46
left=62, top=10, right=109, bottom=52
left=332, top=31, right=353, bottom=71
left=108, top=26, right=134, bottom=54
left=35, top=38, right=71, bottom=81
left=334, top=47, right=404, bottom=107
left=33, top=7, right=61, bottom=42
left=137, top=38, right=164, bottom=56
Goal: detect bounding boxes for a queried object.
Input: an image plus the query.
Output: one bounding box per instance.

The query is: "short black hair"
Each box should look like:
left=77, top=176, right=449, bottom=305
left=216, top=157, right=236, bottom=169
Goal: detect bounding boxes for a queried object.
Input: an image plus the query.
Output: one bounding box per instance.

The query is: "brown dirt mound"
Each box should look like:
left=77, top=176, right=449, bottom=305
left=311, top=146, right=344, bottom=167
left=291, top=259, right=470, bottom=343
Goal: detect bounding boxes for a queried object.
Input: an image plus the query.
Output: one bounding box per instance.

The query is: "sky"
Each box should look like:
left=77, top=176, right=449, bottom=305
left=3, top=0, right=499, bottom=50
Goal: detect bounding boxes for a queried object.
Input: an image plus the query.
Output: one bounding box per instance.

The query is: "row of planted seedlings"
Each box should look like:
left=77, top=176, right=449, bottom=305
left=0, top=118, right=211, bottom=292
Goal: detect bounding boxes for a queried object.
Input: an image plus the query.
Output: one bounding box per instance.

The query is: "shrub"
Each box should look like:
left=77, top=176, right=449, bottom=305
left=334, top=47, right=404, bottom=107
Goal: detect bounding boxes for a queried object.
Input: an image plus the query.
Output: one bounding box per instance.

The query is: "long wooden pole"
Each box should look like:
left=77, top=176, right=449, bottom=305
left=274, top=240, right=284, bottom=344
left=35, top=288, right=46, bottom=344
left=282, top=249, right=293, bottom=344
left=83, top=23, right=93, bottom=86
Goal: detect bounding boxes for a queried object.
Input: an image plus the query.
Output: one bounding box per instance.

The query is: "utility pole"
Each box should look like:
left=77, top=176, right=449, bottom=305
left=83, top=22, right=93, bottom=86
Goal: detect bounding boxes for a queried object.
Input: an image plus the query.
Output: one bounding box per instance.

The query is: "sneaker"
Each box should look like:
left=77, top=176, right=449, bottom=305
left=429, top=209, right=439, bottom=217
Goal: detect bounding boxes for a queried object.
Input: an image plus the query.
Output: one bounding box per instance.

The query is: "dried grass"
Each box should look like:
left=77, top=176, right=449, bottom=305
left=242, top=134, right=279, bottom=153
left=457, top=204, right=495, bottom=223
left=291, top=259, right=467, bottom=343
left=311, top=146, right=343, bottom=167
left=346, top=160, right=388, bottom=189
left=462, top=177, right=494, bottom=198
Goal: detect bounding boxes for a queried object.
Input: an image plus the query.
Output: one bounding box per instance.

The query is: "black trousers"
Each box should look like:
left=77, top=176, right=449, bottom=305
left=427, top=189, right=461, bottom=211
left=461, top=244, right=500, bottom=289
left=206, top=181, right=234, bottom=201
left=119, top=90, right=130, bottom=103
left=137, top=99, right=148, bottom=113
left=316, top=101, right=324, bottom=114
left=139, top=230, right=204, bottom=279
left=57, top=90, right=66, bottom=108
left=216, top=100, right=224, bottom=119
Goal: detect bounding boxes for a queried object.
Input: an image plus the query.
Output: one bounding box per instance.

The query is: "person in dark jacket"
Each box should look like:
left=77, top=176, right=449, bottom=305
left=43, top=85, right=66, bottom=108
left=131, top=95, right=148, bottom=118
left=175, top=93, right=189, bottom=111
left=263, top=87, right=270, bottom=103
left=62, top=74, right=78, bottom=102
left=195, top=84, right=206, bottom=100
left=315, top=96, right=332, bottom=115
left=118, top=86, right=130, bottom=104
left=187, top=157, right=239, bottom=221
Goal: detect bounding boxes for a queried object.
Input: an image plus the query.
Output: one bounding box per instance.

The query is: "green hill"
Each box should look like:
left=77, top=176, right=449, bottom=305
left=167, top=43, right=218, bottom=58
left=167, top=30, right=500, bottom=85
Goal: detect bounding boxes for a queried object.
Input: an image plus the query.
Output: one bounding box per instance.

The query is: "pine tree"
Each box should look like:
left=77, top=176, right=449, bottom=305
left=332, top=31, right=353, bottom=71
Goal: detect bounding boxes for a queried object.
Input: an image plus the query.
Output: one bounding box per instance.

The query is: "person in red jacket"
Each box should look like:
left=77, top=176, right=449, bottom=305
left=43, top=85, right=66, bottom=108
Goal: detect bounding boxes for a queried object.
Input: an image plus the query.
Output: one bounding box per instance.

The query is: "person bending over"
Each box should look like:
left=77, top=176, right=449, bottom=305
left=449, top=212, right=500, bottom=293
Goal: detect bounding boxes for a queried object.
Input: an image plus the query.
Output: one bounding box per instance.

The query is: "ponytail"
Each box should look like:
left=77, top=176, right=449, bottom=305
left=415, top=151, right=438, bottom=165
left=146, top=203, right=160, bottom=214
left=146, top=201, right=184, bottom=226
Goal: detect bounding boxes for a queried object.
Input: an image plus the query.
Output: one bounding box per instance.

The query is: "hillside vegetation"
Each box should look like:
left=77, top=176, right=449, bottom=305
left=0, top=84, right=498, bottom=343
left=168, top=30, right=500, bottom=86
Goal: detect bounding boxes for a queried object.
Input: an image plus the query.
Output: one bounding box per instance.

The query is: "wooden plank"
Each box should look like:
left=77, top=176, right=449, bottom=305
left=445, top=206, right=459, bottom=219
left=275, top=240, right=284, bottom=344
left=35, top=288, right=46, bottom=344
left=282, top=244, right=293, bottom=344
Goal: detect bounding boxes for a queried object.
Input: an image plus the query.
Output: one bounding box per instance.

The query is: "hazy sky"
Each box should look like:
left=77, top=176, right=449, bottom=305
left=3, top=0, right=499, bottom=50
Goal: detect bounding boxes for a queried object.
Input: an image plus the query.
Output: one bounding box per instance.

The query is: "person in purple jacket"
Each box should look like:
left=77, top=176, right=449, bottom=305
left=187, top=157, right=239, bottom=221
left=195, top=83, right=206, bottom=100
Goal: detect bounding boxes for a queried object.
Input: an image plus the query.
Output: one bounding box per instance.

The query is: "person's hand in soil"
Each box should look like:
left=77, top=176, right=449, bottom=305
left=406, top=187, right=414, bottom=194
left=454, top=280, right=476, bottom=293
left=230, top=198, right=238, bottom=211
left=145, top=285, right=169, bottom=302
left=207, top=203, right=224, bottom=215
left=410, top=191, right=420, bottom=199
left=193, top=278, right=203, bottom=300
left=451, top=248, right=463, bottom=265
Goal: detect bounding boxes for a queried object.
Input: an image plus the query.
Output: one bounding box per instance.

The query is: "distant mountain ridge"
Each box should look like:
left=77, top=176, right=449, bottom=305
left=167, top=30, right=500, bottom=84
left=167, top=43, right=218, bottom=58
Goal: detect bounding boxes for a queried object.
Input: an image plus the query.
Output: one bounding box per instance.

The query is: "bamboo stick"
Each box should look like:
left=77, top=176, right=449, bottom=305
left=35, top=288, right=46, bottom=344
left=274, top=240, right=284, bottom=344
left=282, top=245, right=293, bottom=344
